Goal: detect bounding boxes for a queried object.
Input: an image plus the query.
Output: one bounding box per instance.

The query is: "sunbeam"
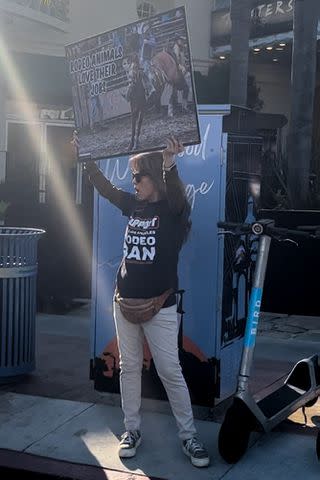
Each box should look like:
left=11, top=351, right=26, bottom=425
left=0, top=31, right=92, bottom=275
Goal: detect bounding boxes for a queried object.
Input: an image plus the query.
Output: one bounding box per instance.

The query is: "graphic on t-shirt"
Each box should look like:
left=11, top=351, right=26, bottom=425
left=123, top=215, right=160, bottom=263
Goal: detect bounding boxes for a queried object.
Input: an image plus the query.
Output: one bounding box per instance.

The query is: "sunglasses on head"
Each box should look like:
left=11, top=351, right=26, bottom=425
left=131, top=171, right=149, bottom=183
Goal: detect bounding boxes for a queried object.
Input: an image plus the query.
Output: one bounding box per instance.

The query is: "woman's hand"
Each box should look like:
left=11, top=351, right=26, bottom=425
left=163, top=136, right=184, bottom=169
left=71, top=130, right=98, bottom=174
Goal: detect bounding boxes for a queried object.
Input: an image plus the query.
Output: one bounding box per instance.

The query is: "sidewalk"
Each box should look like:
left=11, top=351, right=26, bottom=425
left=0, top=305, right=319, bottom=479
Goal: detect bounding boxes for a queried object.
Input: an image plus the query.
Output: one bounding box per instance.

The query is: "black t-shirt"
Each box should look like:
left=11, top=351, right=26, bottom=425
left=87, top=164, right=189, bottom=299
left=117, top=198, right=183, bottom=298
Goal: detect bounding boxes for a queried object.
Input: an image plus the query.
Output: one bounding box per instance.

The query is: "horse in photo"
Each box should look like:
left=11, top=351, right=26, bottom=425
left=150, top=50, right=190, bottom=117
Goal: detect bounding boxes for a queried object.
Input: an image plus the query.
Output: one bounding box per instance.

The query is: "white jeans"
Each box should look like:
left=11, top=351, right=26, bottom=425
left=113, top=302, right=197, bottom=440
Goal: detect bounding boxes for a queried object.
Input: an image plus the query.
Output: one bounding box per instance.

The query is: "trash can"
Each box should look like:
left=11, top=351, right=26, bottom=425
left=0, top=227, right=45, bottom=382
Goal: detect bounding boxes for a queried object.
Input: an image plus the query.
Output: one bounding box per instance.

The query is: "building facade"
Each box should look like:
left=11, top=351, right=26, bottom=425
left=0, top=0, right=214, bottom=202
left=2, top=0, right=317, bottom=308
left=0, top=0, right=214, bottom=309
left=210, top=0, right=320, bottom=127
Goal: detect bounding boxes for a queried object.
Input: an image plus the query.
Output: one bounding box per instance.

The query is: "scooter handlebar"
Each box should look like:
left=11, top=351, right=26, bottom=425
left=217, top=221, right=252, bottom=234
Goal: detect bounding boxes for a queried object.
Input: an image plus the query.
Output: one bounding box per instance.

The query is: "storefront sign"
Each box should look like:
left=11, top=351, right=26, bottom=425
left=39, top=107, right=74, bottom=120
left=211, top=0, right=293, bottom=48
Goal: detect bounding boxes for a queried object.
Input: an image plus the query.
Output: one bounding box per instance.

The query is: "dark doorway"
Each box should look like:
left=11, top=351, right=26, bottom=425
left=4, top=122, right=94, bottom=313
left=5, top=122, right=41, bottom=212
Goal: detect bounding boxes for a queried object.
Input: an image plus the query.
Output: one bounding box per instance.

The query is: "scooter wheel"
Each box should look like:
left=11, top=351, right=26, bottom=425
left=218, top=402, right=252, bottom=464
left=316, top=430, right=320, bottom=460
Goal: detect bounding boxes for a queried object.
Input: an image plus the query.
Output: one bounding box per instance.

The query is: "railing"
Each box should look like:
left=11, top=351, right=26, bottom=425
left=1, top=0, right=70, bottom=24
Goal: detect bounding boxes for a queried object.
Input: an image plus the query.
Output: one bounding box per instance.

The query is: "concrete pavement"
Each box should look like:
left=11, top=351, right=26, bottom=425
left=0, top=389, right=319, bottom=480
left=0, top=305, right=320, bottom=479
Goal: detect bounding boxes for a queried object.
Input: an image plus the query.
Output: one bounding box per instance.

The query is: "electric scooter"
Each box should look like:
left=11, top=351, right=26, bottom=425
left=217, top=219, right=320, bottom=464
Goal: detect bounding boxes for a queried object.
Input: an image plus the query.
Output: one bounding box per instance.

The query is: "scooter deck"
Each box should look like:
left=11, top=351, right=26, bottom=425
left=257, top=384, right=303, bottom=418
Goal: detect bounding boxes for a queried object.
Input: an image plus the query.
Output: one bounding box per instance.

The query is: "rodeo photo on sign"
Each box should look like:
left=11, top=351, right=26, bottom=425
left=65, top=6, right=201, bottom=161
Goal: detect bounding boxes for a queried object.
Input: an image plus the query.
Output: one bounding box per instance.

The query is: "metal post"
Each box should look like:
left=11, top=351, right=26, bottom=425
left=0, top=15, right=7, bottom=183
left=238, top=234, right=271, bottom=391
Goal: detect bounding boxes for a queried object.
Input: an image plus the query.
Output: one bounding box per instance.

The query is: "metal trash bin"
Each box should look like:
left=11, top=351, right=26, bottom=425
left=0, top=227, right=45, bottom=382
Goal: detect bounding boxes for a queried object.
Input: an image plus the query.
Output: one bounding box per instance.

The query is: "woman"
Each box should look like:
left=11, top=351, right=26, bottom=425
left=84, top=137, right=210, bottom=468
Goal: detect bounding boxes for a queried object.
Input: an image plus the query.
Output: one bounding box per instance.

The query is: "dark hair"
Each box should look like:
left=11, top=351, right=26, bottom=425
left=129, top=150, right=192, bottom=244
left=130, top=150, right=166, bottom=197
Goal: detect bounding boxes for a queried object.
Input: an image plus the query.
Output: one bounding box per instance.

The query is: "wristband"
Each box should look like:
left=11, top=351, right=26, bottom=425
left=163, top=162, right=176, bottom=172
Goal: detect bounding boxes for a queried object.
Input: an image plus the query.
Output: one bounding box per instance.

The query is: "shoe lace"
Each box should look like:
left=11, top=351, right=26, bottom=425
left=185, top=437, right=205, bottom=454
left=121, top=430, right=138, bottom=442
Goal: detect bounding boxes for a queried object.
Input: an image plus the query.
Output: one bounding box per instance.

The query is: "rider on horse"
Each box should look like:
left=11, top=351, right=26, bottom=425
left=172, top=34, right=187, bottom=76
left=138, top=22, right=157, bottom=101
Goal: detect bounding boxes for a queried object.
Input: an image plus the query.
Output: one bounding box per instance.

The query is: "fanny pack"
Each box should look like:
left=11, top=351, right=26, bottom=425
left=115, top=288, right=174, bottom=324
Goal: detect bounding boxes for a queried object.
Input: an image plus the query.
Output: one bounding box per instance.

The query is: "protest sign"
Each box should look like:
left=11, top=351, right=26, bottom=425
left=65, top=7, right=200, bottom=160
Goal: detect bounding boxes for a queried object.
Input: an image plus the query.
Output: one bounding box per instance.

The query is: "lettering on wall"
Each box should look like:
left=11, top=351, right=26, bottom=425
left=103, top=121, right=216, bottom=211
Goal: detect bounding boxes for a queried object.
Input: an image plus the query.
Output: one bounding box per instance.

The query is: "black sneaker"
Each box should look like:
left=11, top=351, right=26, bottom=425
left=182, top=437, right=210, bottom=467
left=118, top=430, right=141, bottom=458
